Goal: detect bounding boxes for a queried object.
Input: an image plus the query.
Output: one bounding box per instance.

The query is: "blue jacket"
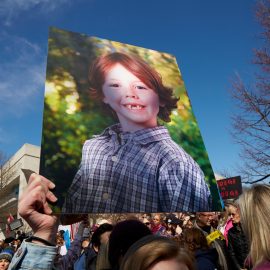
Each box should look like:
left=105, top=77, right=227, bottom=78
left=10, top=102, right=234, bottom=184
left=195, top=248, right=219, bottom=270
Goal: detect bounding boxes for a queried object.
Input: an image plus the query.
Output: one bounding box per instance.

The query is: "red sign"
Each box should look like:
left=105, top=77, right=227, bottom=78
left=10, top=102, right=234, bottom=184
left=217, top=176, right=242, bottom=200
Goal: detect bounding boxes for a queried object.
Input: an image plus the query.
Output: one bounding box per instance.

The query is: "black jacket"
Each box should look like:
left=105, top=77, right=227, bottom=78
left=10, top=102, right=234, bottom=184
left=227, top=223, right=249, bottom=270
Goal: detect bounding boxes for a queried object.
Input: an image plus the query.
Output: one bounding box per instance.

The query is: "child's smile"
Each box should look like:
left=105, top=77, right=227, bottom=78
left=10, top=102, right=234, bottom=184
left=123, top=104, right=145, bottom=110
left=102, top=63, right=160, bottom=132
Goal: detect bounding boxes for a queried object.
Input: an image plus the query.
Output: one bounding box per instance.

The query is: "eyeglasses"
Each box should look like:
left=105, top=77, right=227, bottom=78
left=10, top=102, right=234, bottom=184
left=200, top=213, right=213, bottom=218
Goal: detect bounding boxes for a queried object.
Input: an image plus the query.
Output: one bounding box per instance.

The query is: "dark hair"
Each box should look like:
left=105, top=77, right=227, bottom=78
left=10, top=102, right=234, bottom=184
left=183, top=228, right=209, bottom=252
left=108, top=219, right=152, bottom=269
left=89, top=52, right=178, bottom=122
left=91, top=223, right=113, bottom=248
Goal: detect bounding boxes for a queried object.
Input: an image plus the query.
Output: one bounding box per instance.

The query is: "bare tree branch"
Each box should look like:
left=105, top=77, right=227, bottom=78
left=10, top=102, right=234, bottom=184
left=230, top=0, right=270, bottom=184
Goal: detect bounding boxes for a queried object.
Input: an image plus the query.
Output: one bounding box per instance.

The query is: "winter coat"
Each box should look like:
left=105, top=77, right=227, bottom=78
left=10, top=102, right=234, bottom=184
left=195, top=248, right=219, bottom=270
left=194, top=221, right=231, bottom=270
left=227, top=222, right=249, bottom=270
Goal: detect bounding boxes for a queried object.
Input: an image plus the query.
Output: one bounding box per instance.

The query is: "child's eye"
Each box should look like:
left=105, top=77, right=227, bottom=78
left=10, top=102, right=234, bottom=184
left=109, top=83, right=120, bottom=88
left=135, top=85, right=147, bottom=90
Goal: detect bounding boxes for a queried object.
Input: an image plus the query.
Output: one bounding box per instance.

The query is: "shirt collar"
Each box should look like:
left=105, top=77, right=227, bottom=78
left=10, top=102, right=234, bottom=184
left=96, top=123, right=171, bottom=145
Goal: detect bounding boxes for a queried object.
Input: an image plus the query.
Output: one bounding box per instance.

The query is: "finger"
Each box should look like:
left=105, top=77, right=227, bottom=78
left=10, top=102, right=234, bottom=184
left=32, top=174, right=55, bottom=190
left=27, top=174, right=48, bottom=195
left=19, top=185, right=47, bottom=217
left=43, top=200, right=53, bottom=215
left=19, top=180, right=57, bottom=217
left=28, top=173, right=55, bottom=192
left=46, top=190, right=58, bottom=203
left=25, top=175, right=54, bottom=204
left=29, top=186, right=56, bottom=213
left=28, top=181, right=48, bottom=203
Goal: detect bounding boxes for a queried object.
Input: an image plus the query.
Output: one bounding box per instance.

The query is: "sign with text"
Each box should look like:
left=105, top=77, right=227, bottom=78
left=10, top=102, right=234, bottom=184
left=217, top=176, right=242, bottom=200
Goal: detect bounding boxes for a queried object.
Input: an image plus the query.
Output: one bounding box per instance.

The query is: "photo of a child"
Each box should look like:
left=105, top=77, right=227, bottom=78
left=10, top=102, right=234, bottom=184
left=62, top=52, right=212, bottom=213
left=40, top=27, right=222, bottom=214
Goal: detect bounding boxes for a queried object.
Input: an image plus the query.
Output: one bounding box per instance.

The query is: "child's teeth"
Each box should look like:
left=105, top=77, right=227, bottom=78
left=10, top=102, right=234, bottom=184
left=126, top=105, right=143, bottom=109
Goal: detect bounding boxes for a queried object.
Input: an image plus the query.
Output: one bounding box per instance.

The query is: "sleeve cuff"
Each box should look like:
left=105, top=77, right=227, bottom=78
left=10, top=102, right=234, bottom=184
left=8, top=240, right=57, bottom=270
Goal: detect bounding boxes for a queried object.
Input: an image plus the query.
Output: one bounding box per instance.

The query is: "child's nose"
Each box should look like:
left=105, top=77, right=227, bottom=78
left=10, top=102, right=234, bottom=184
left=125, top=85, right=138, bottom=98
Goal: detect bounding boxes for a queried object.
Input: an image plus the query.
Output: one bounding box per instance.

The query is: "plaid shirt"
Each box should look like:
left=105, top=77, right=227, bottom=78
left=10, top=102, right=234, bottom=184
left=62, top=124, right=212, bottom=213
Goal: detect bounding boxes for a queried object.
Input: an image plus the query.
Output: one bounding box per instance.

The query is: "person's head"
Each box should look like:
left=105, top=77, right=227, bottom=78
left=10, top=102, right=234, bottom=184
left=196, top=212, right=214, bottom=227
left=183, top=227, right=209, bottom=252
left=153, top=214, right=163, bottom=226
left=120, top=235, right=195, bottom=270
left=91, top=223, right=113, bottom=253
left=209, top=212, right=219, bottom=229
left=56, top=234, right=64, bottom=246
left=3, top=237, right=14, bottom=246
left=0, top=259, right=9, bottom=270
left=89, top=52, right=178, bottom=132
left=58, top=230, right=65, bottom=238
left=227, top=202, right=241, bottom=224
left=238, top=184, right=270, bottom=268
left=142, top=217, right=152, bottom=230
left=0, top=247, right=14, bottom=270
left=82, top=239, right=90, bottom=249
left=10, top=239, right=20, bottom=251
left=108, top=219, right=152, bottom=269
left=167, top=217, right=182, bottom=231
left=183, top=219, right=194, bottom=229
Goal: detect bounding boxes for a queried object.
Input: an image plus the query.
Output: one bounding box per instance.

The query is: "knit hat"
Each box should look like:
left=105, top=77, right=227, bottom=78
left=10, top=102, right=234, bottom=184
left=4, top=237, right=15, bottom=244
left=0, top=247, right=14, bottom=262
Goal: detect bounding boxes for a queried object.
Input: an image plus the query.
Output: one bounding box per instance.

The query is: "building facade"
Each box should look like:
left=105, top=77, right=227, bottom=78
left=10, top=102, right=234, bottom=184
left=0, top=144, right=40, bottom=239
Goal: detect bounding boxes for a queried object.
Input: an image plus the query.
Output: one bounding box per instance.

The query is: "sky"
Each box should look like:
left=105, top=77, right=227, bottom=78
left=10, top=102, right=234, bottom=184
left=0, top=0, right=262, bottom=178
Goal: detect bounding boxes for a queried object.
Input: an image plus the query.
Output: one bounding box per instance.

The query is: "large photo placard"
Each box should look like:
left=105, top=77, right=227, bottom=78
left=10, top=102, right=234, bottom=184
left=40, top=27, right=222, bottom=213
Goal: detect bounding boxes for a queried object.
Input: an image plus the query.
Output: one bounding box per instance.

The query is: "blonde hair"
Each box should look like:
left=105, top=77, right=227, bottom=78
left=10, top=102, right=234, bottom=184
left=120, top=235, right=194, bottom=270
left=238, top=184, right=270, bottom=268
left=96, top=241, right=111, bottom=270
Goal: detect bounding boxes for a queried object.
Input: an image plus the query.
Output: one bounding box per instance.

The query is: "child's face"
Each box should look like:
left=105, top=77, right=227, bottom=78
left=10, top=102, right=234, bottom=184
left=0, top=259, right=9, bottom=270
left=102, top=63, right=160, bottom=132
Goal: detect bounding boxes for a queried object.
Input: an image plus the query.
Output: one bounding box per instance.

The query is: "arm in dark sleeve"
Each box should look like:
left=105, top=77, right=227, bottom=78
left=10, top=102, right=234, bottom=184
left=227, top=231, right=241, bottom=270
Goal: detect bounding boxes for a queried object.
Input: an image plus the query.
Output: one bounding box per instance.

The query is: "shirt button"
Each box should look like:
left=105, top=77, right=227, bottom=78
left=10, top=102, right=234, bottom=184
left=111, top=156, right=118, bottom=162
left=103, top=193, right=109, bottom=200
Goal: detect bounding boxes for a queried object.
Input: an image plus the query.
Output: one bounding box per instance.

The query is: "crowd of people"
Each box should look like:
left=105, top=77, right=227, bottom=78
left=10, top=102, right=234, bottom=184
left=0, top=174, right=269, bottom=270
